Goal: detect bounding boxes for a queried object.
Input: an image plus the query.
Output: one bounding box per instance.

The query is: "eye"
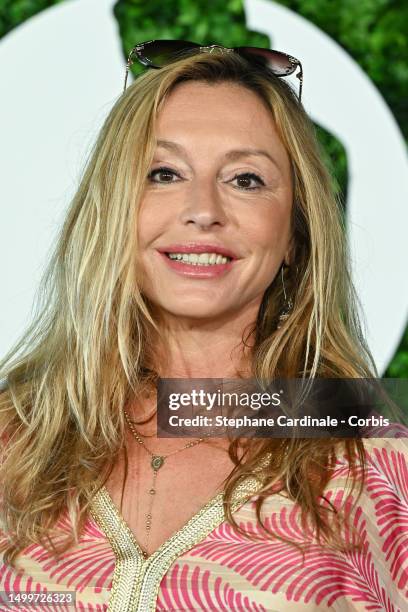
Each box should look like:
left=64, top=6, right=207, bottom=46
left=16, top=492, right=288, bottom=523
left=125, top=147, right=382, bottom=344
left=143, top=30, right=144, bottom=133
left=147, top=166, right=182, bottom=184
left=230, top=172, right=265, bottom=191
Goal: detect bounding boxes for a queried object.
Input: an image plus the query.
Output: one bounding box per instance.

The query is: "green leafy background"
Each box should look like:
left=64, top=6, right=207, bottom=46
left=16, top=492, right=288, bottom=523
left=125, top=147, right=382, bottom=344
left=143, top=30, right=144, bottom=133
left=1, top=0, right=407, bottom=376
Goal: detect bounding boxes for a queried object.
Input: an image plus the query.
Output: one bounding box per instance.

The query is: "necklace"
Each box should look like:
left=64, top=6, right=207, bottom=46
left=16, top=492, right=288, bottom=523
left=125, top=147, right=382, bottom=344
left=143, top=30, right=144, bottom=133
left=124, top=409, right=205, bottom=559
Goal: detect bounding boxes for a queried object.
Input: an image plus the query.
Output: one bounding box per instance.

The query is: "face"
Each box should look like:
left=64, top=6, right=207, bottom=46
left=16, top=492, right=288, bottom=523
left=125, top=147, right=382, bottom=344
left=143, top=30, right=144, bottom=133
left=137, top=81, right=293, bottom=323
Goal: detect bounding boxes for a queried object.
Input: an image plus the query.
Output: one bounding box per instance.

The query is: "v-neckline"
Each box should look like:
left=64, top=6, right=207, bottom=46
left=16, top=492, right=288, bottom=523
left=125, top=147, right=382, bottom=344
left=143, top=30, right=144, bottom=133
left=89, top=454, right=272, bottom=611
left=96, top=483, right=225, bottom=562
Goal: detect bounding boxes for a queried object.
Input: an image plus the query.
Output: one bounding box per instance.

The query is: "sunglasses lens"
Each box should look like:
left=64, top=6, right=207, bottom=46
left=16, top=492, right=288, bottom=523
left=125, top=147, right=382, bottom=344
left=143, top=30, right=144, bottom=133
left=139, top=40, right=201, bottom=67
left=127, top=41, right=302, bottom=101
left=237, top=47, right=296, bottom=76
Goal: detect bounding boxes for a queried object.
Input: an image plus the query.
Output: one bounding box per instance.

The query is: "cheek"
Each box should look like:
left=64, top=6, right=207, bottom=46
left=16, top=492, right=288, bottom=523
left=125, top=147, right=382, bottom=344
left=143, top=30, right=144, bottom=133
left=245, top=204, right=292, bottom=256
left=137, top=196, right=164, bottom=248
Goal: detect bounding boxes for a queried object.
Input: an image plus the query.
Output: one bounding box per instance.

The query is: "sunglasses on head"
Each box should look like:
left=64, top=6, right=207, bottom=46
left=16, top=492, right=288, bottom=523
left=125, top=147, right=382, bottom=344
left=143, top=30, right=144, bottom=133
left=123, top=39, right=303, bottom=102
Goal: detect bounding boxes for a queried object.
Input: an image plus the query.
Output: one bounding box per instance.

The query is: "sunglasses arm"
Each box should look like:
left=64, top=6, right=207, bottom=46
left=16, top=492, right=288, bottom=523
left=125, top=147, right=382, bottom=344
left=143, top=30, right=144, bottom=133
left=123, top=47, right=138, bottom=92
left=296, top=62, right=303, bottom=103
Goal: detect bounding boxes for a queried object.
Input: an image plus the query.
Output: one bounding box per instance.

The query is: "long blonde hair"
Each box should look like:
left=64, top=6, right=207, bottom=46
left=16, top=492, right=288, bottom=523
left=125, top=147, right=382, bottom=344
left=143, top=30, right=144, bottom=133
left=0, top=52, right=377, bottom=565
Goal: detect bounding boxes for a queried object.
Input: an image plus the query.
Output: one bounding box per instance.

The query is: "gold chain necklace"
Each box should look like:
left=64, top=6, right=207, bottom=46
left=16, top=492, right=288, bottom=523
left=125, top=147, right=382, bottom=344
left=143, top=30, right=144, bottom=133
left=124, top=409, right=205, bottom=559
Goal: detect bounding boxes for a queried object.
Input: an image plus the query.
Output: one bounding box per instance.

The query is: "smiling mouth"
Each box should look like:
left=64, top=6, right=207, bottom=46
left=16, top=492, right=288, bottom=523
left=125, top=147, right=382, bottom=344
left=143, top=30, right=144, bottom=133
left=164, top=252, right=232, bottom=266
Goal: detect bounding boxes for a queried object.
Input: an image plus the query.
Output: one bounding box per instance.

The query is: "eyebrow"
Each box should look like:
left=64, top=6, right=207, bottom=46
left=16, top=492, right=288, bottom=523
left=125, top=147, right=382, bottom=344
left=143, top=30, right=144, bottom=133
left=156, top=139, right=280, bottom=169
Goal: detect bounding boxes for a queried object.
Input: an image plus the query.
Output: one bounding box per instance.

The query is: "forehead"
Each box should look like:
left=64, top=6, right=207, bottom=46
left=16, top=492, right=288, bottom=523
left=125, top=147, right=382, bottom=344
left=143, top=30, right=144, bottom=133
left=155, top=81, right=282, bottom=149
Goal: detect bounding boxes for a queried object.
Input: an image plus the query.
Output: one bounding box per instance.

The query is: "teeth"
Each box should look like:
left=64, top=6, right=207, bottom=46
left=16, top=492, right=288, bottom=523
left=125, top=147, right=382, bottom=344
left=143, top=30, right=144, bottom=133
left=198, top=253, right=209, bottom=264
left=167, top=252, right=231, bottom=265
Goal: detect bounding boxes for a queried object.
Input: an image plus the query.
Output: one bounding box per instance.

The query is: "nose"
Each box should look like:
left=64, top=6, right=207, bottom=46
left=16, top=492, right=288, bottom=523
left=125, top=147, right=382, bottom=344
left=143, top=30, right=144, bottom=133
left=179, top=176, right=228, bottom=230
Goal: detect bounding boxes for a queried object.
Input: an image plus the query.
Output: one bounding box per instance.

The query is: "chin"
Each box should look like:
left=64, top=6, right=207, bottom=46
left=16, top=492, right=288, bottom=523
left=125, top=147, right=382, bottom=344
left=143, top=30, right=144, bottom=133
left=158, top=301, right=227, bottom=320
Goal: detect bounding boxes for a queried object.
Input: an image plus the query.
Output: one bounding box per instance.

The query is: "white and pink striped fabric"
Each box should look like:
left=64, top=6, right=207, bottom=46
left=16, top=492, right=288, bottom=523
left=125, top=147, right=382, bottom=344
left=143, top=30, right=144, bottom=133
left=0, top=436, right=407, bottom=611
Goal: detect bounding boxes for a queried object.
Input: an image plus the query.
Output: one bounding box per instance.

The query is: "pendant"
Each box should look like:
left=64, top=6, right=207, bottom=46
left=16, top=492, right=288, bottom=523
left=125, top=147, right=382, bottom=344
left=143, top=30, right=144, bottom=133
left=151, top=455, right=164, bottom=471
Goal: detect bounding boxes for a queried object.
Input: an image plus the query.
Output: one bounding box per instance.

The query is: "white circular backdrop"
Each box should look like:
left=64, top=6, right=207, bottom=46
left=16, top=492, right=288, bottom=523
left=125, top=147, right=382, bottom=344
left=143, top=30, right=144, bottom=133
left=0, top=0, right=407, bottom=373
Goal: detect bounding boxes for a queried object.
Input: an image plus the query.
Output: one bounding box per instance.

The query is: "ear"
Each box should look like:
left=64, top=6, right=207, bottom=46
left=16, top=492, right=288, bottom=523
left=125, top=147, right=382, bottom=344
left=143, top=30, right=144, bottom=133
left=284, top=237, right=295, bottom=267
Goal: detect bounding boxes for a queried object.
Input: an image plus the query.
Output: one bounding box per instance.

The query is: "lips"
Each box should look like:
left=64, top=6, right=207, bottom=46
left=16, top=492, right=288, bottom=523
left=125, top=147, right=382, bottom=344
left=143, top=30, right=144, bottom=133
left=157, top=250, right=235, bottom=277
left=157, top=243, right=239, bottom=259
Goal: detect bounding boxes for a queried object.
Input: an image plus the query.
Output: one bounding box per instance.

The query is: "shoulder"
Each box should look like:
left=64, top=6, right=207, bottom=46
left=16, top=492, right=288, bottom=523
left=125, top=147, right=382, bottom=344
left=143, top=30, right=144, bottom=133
left=359, top=431, right=408, bottom=508
left=328, top=429, right=408, bottom=500
left=361, top=425, right=408, bottom=476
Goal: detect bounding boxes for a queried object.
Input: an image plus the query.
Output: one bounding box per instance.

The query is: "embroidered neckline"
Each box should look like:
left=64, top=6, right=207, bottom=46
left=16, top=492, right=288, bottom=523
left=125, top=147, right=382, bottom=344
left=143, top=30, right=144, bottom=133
left=90, top=455, right=271, bottom=611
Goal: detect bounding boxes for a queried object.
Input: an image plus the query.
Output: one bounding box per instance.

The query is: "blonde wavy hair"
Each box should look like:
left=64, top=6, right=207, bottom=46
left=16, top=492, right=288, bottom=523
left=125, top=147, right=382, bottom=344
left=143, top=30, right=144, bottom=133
left=0, top=51, right=377, bottom=565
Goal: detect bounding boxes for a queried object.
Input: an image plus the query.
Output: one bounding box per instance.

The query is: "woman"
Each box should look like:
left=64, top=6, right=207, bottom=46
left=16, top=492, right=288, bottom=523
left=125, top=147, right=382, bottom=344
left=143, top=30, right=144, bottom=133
left=0, top=42, right=407, bottom=611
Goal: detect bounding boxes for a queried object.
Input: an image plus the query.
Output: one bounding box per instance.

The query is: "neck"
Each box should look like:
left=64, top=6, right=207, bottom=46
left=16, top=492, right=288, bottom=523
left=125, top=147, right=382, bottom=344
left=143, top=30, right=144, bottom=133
left=147, top=306, right=258, bottom=379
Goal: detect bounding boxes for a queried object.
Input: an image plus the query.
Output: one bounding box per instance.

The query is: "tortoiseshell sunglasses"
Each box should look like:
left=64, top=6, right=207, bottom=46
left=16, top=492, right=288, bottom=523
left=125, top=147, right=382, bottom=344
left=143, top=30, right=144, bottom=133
left=123, top=39, right=303, bottom=102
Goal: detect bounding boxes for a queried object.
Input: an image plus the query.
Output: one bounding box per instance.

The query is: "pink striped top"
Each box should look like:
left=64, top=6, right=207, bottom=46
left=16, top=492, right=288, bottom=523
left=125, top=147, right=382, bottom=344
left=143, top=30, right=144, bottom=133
left=0, top=435, right=407, bottom=611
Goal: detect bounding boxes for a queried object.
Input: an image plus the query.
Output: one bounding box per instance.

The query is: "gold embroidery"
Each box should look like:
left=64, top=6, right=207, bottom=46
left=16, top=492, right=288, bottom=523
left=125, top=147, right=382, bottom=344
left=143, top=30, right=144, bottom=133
left=90, top=456, right=271, bottom=611
left=90, top=488, right=144, bottom=610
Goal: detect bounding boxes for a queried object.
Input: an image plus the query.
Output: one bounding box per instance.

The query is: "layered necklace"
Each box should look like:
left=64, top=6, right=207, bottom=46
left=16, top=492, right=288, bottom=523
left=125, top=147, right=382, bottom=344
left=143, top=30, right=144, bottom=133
left=124, top=409, right=205, bottom=559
